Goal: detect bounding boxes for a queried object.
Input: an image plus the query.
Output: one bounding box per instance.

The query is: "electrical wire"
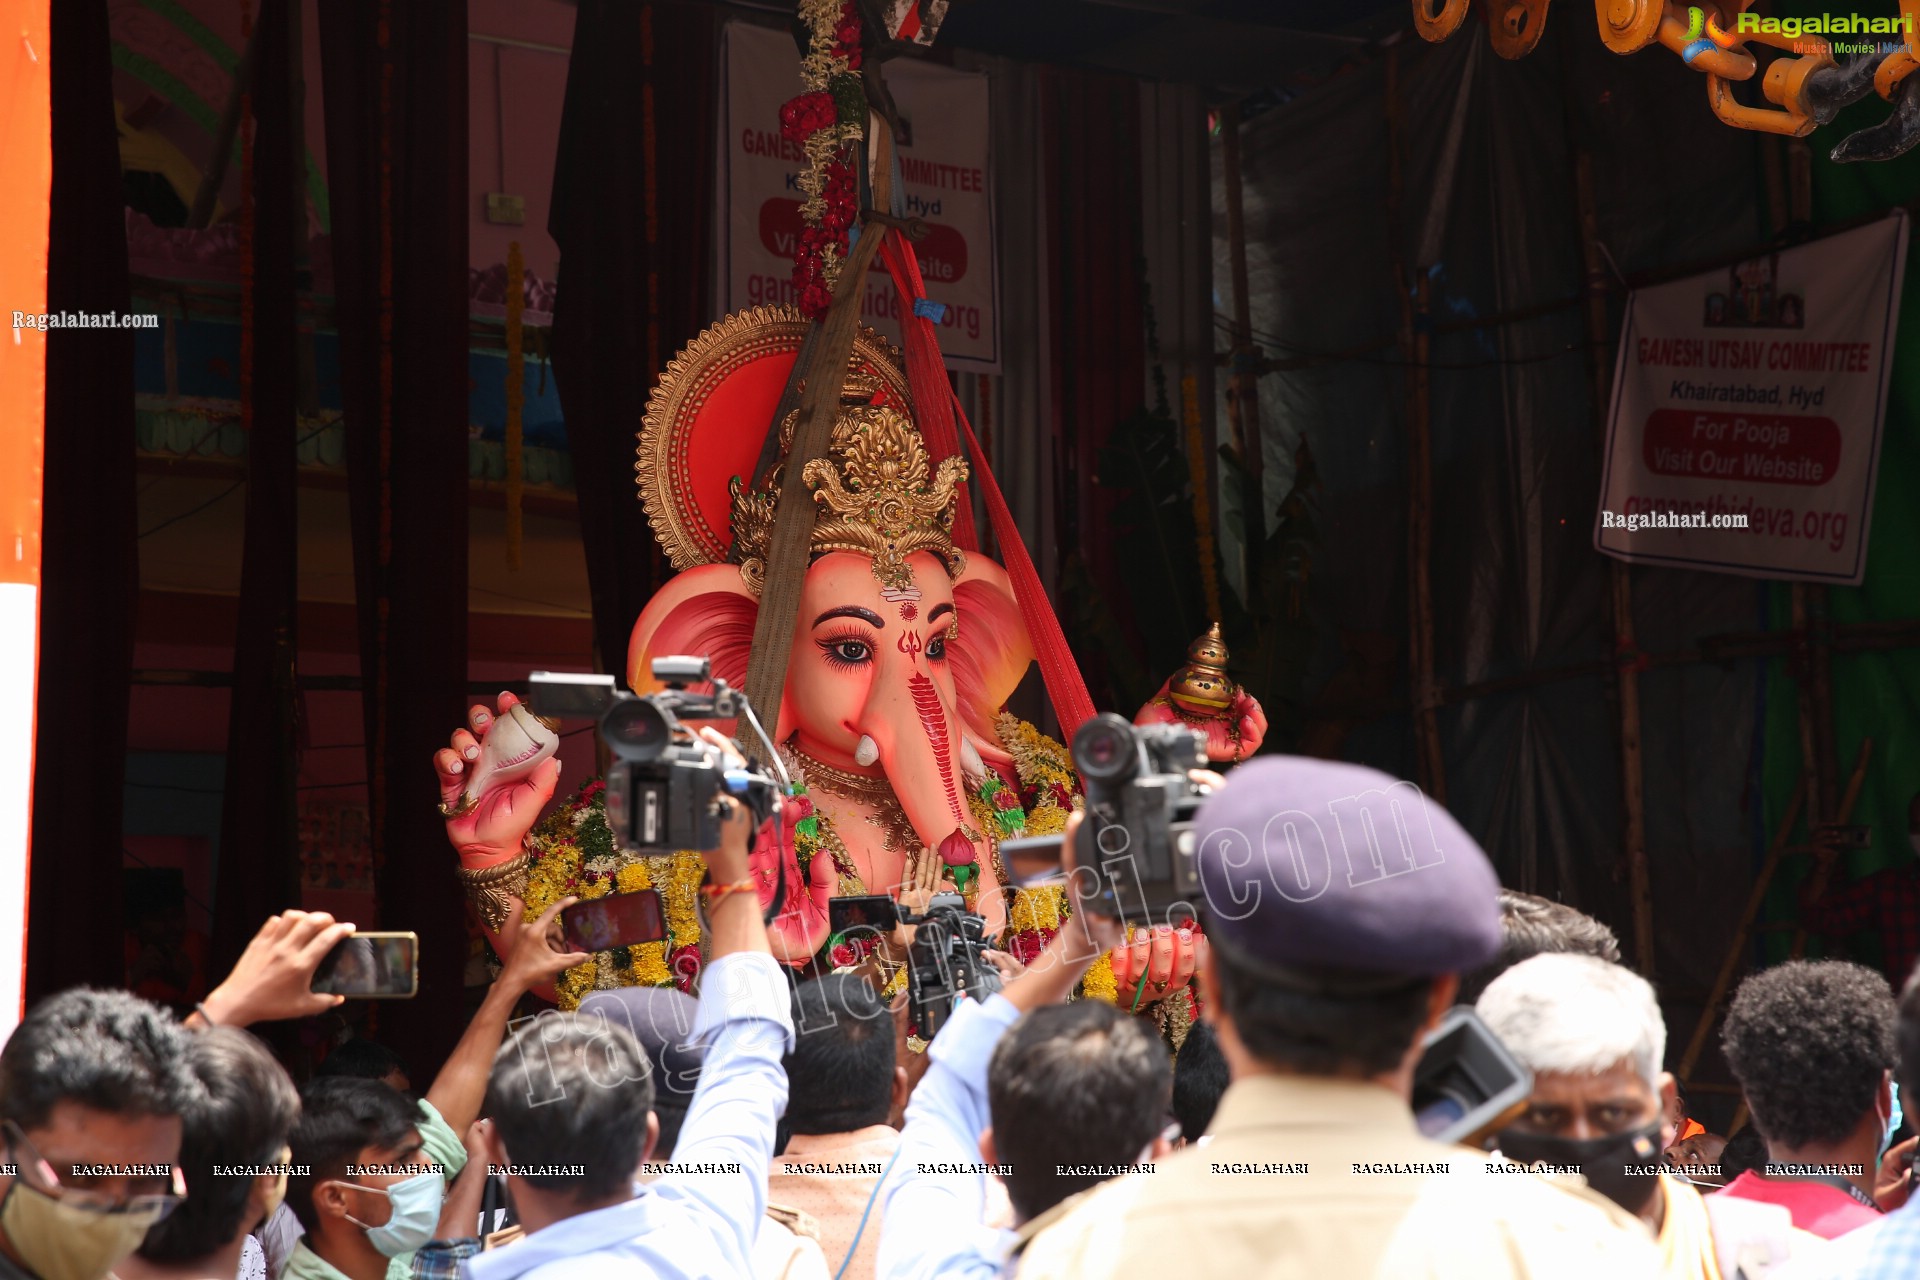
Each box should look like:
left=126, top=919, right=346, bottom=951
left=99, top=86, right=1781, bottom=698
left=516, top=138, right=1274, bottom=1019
left=137, top=422, right=333, bottom=540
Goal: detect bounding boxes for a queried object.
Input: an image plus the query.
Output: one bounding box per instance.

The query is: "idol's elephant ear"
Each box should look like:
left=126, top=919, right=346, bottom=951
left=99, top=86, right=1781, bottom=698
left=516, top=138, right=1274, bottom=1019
left=627, top=564, right=759, bottom=700
left=949, top=556, right=1034, bottom=759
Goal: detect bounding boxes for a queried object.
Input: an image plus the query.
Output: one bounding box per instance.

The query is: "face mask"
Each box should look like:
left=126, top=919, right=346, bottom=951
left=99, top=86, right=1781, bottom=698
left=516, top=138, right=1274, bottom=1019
left=340, top=1170, right=444, bottom=1257
left=0, top=1177, right=166, bottom=1280
left=1499, top=1119, right=1666, bottom=1216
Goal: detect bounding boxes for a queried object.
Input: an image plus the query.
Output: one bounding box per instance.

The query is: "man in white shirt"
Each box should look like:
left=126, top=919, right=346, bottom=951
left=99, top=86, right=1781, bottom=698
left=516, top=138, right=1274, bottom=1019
left=877, top=872, right=1172, bottom=1280
left=464, top=792, right=796, bottom=1280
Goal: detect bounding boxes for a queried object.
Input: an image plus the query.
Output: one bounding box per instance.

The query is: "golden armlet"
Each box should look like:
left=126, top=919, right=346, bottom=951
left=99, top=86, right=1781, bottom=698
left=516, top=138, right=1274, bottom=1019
left=456, top=852, right=531, bottom=932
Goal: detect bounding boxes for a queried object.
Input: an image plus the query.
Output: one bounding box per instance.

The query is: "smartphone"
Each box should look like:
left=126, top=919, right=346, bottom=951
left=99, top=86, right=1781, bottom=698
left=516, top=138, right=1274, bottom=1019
left=313, top=933, right=419, bottom=999
left=827, top=894, right=898, bottom=936
left=999, top=835, right=1067, bottom=889
left=561, top=890, right=666, bottom=953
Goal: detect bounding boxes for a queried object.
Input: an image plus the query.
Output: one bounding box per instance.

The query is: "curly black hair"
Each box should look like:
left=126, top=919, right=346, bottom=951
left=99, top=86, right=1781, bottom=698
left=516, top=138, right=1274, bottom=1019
left=1722, top=960, right=1895, bottom=1150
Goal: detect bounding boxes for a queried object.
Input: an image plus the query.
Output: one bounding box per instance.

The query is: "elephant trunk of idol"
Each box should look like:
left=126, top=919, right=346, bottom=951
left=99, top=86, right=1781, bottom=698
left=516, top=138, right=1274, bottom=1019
left=862, top=673, right=980, bottom=876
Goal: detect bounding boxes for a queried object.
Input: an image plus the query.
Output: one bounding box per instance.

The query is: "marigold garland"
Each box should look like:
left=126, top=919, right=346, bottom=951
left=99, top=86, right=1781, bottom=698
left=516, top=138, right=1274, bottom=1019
left=1082, top=952, right=1119, bottom=1004
left=995, top=713, right=1082, bottom=837
left=782, top=0, right=866, bottom=317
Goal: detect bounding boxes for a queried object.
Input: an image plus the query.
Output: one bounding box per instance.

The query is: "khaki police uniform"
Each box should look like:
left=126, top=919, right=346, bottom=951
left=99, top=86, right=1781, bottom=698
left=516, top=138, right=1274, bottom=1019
left=1015, top=1074, right=1662, bottom=1280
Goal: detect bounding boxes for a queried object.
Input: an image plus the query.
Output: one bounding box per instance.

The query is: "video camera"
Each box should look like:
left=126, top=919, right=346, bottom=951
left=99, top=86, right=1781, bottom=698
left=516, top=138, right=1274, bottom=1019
left=899, top=891, right=1001, bottom=1039
left=527, top=658, right=780, bottom=855
left=1001, top=712, right=1209, bottom=929
left=1410, top=1006, right=1533, bottom=1148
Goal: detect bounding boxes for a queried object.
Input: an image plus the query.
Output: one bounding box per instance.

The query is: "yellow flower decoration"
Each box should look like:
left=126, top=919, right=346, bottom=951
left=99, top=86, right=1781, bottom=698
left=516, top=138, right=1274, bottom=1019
left=1009, top=885, right=1064, bottom=935
left=659, top=853, right=707, bottom=945
left=996, top=713, right=1081, bottom=839
left=1082, top=951, right=1118, bottom=1004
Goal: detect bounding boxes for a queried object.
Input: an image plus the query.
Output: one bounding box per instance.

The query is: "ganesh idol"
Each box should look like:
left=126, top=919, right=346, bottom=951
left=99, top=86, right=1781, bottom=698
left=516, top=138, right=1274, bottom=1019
left=432, top=306, right=1266, bottom=1028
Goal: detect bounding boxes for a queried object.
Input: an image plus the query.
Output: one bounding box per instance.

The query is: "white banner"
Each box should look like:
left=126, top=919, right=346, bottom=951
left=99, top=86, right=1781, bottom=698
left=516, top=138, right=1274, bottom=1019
left=721, top=22, right=1000, bottom=368
left=1594, top=211, right=1908, bottom=583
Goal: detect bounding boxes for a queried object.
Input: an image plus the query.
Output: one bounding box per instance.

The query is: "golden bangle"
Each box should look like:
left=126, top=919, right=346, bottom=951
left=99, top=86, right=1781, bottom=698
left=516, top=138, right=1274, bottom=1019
left=456, top=852, right=531, bottom=932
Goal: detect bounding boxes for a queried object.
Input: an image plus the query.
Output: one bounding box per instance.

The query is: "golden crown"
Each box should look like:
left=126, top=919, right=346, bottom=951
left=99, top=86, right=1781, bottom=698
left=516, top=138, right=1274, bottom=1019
left=730, top=398, right=969, bottom=596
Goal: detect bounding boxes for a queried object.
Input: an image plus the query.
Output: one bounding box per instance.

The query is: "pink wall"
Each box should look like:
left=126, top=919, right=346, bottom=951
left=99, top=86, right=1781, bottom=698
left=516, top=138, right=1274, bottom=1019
left=469, top=2, right=575, bottom=282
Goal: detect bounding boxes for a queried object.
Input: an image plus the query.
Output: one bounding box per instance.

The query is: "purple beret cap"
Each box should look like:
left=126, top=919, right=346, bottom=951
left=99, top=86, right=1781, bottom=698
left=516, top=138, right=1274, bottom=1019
left=1194, top=756, right=1501, bottom=977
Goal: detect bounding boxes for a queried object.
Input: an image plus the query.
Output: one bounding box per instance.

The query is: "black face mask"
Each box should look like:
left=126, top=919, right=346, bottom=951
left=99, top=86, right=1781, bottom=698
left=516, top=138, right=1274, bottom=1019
left=1498, top=1119, right=1666, bottom=1216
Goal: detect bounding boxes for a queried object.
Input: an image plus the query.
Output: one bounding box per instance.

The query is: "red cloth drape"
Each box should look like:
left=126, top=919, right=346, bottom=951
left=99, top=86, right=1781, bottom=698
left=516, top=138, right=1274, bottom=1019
left=1042, top=69, right=1147, bottom=709
left=28, top=0, right=137, bottom=998
left=549, top=0, right=718, bottom=680
left=214, top=0, right=302, bottom=975
left=879, top=231, right=1096, bottom=736
left=320, top=0, right=471, bottom=1066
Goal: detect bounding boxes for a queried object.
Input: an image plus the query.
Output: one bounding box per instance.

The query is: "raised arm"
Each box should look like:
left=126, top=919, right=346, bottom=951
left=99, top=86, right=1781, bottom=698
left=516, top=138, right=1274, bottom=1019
left=653, top=792, right=797, bottom=1273
left=423, top=897, right=588, bottom=1134
left=190, top=910, right=355, bottom=1028
left=879, top=812, right=1129, bottom=1280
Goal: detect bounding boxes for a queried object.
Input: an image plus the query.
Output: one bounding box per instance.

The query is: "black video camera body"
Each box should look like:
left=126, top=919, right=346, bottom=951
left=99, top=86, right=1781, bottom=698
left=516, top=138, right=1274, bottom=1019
left=901, top=892, right=1002, bottom=1040
left=527, top=658, right=779, bottom=855
left=1071, top=713, right=1209, bottom=928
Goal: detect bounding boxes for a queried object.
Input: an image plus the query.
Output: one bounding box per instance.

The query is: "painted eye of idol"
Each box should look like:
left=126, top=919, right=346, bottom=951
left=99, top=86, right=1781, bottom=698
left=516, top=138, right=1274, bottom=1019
left=925, top=601, right=953, bottom=661
left=817, top=630, right=874, bottom=668
left=813, top=605, right=884, bottom=671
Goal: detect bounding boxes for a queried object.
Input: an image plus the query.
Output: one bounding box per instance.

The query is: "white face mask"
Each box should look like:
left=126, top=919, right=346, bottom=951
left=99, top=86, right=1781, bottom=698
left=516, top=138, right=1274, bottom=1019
left=331, top=1170, right=444, bottom=1257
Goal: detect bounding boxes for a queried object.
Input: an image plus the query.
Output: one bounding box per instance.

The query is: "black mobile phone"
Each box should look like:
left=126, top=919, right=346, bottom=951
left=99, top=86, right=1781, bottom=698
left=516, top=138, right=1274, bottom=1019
left=828, top=894, right=898, bottom=936
left=313, top=933, right=419, bottom=999
left=561, top=890, right=667, bottom=953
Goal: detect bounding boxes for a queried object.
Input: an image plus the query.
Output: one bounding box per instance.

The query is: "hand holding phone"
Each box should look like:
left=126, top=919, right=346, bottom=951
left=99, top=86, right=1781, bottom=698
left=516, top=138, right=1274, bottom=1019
left=199, top=911, right=358, bottom=1026
left=312, top=933, right=420, bottom=999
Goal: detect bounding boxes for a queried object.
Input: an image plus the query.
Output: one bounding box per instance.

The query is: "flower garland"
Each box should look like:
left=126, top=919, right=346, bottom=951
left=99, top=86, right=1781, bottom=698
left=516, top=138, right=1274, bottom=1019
left=995, top=713, right=1082, bottom=837
left=781, top=0, right=866, bottom=318
left=523, top=781, right=709, bottom=1009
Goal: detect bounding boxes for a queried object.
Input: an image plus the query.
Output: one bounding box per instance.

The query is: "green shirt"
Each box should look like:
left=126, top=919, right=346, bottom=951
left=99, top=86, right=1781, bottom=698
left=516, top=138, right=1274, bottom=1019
left=278, top=1099, right=467, bottom=1280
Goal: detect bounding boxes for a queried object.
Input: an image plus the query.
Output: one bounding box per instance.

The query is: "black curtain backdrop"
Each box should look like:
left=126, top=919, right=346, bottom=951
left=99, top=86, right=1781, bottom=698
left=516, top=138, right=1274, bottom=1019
left=320, top=0, right=471, bottom=1067
left=29, top=0, right=136, bottom=999
left=214, top=0, right=302, bottom=975
left=1043, top=69, right=1147, bottom=711
left=550, top=0, right=718, bottom=682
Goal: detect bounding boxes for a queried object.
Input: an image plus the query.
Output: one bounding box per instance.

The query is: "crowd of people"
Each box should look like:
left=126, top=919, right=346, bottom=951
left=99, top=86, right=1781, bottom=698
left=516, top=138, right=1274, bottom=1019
left=7, top=752, right=1920, bottom=1279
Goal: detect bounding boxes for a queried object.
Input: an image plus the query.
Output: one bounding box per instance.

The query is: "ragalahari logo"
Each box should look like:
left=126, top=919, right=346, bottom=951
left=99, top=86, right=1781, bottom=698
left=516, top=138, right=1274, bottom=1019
left=1683, top=6, right=1742, bottom=62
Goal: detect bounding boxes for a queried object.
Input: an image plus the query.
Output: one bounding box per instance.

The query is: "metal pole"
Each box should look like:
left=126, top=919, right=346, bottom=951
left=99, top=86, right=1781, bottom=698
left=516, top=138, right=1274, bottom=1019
left=1574, top=150, right=1654, bottom=977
